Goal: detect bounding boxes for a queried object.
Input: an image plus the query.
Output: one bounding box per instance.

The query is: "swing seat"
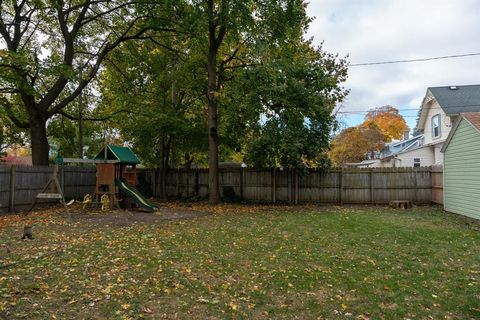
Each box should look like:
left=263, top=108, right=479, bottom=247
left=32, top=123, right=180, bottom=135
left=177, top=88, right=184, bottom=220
left=36, top=193, right=63, bottom=199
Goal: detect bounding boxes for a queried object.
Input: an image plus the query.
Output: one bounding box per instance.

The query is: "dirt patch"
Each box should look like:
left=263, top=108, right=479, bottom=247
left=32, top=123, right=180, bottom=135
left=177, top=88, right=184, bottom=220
left=65, top=206, right=210, bottom=227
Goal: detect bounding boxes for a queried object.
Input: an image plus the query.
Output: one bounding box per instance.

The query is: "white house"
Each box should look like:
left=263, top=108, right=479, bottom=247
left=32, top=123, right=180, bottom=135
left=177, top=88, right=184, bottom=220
left=377, top=84, right=480, bottom=167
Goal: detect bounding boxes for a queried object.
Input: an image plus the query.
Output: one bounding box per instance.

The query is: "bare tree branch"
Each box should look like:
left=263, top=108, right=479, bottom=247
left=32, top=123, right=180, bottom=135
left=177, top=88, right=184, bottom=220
left=58, top=108, right=133, bottom=121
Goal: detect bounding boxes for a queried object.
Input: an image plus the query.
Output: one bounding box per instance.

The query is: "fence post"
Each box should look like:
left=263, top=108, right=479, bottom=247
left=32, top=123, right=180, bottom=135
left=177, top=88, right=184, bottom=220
left=175, top=169, right=179, bottom=198
left=240, top=167, right=244, bottom=200
left=152, top=170, right=157, bottom=198
left=370, top=169, right=374, bottom=204
left=339, top=168, right=343, bottom=205
left=294, top=171, right=299, bottom=204
left=271, top=168, right=276, bottom=203
left=9, top=165, right=16, bottom=212
left=413, top=167, right=418, bottom=204
left=186, top=169, right=190, bottom=198
left=288, top=169, right=292, bottom=203
left=195, top=170, right=199, bottom=196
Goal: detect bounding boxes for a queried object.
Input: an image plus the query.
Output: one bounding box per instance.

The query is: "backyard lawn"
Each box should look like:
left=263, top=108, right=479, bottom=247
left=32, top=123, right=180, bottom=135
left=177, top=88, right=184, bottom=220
left=0, top=204, right=479, bottom=319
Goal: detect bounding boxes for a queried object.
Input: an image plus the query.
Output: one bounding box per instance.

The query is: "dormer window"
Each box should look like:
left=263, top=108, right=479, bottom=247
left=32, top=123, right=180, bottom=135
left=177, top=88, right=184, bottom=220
left=432, top=114, right=441, bottom=138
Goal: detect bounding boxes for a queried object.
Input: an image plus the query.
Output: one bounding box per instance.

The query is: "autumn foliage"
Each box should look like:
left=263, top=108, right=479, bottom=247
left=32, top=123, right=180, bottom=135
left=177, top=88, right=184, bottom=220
left=363, top=105, right=408, bottom=142
left=329, top=125, right=386, bottom=165
left=329, top=106, right=407, bottom=166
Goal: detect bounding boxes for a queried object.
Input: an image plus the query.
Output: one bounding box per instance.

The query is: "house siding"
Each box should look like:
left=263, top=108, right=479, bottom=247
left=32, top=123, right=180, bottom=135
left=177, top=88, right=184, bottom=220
left=423, top=99, right=451, bottom=145
left=433, top=143, right=444, bottom=165
left=444, top=119, right=480, bottom=220
left=396, top=145, right=435, bottom=167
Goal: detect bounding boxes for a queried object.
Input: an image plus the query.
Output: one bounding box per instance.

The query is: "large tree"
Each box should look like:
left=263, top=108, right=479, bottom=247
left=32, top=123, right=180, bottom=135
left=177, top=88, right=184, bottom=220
left=363, top=105, right=408, bottom=141
left=238, top=41, right=348, bottom=169
left=329, top=106, right=407, bottom=166
left=190, top=0, right=256, bottom=203
left=329, top=124, right=386, bottom=166
left=0, top=0, right=174, bottom=165
left=191, top=0, right=319, bottom=202
left=99, top=30, right=208, bottom=170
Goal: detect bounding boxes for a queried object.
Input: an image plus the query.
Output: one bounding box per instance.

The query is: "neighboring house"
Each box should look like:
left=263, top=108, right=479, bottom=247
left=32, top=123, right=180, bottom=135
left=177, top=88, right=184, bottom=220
left=374, top=84, right=480, bottom=167
left=379, top=134, right=425, bottom=167
left=441, top=112, right=480, bottom=220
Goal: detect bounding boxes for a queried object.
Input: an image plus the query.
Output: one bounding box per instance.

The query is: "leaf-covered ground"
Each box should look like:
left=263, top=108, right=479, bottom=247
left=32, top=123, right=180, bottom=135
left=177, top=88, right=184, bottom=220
left=0, top=204, right=479, bottom=319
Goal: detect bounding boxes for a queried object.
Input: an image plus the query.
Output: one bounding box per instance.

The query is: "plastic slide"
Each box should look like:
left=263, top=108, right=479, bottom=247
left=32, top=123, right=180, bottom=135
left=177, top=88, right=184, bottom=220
left=115, top=178, right=157, bottom=212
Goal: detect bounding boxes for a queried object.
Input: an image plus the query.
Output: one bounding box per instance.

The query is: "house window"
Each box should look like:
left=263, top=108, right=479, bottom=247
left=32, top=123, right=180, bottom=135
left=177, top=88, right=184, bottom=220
left=414, top=158, right=420, bottom=168
left=432, top=114, right=441, bottom=138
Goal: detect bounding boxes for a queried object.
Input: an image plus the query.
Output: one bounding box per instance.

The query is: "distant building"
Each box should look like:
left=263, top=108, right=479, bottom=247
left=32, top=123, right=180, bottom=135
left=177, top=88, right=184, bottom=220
left=365, top=84, right=480, bottom=168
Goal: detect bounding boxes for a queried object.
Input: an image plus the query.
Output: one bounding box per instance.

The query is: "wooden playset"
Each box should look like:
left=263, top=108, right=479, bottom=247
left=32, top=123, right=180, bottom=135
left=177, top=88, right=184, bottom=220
left=55, top=144, right=157, bottom=212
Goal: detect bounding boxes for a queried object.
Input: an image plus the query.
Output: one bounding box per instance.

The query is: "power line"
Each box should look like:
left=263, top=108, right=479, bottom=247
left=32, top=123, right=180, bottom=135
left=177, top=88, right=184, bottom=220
left=350, top=52, right=480, bottom=67
left=337, top=113, right=419, bottom=118
left=335, top=104, right=480, bottom=115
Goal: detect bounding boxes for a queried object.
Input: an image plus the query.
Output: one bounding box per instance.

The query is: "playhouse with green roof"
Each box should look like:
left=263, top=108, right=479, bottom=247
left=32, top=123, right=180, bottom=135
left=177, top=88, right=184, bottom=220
left=93, top=145, right=156, bottom=212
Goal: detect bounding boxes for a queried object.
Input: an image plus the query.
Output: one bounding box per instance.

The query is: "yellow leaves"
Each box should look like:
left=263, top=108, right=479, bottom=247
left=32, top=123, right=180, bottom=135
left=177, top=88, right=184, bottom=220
left=39, top=282, right=50, bottom=290
left=209, top=91, right=221, bottom=98
left=363, top=105, right=408, bottom=141
left=141, top=306, right=153, bottom=314
left=150, top=48, right=162, bottom=55
left=102, top=285, right=112, bottom=294
left=221, top=283, right=230, bottom=290
left=228, top=301, right=238, bottom=311
left=121, top=303, right=131, bottom=310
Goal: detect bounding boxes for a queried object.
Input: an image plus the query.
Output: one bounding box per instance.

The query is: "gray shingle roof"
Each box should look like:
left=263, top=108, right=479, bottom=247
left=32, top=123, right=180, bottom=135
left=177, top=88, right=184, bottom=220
left=429, top=84, right=480, bottom=115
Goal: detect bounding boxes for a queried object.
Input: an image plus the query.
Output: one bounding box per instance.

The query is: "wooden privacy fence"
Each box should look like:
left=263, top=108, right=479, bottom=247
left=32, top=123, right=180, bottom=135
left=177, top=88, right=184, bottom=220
left=0, top=165, right=443, bottom=213
left=0, top=165, right=96, bottom=213
left=137, top=167, right=439, bottom=205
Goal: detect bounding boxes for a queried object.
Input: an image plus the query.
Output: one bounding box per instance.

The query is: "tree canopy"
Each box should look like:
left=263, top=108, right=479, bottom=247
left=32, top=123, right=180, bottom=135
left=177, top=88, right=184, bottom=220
left=1, top=1, right=349, bottom=201
left=0, top=0, right=176, bottom=165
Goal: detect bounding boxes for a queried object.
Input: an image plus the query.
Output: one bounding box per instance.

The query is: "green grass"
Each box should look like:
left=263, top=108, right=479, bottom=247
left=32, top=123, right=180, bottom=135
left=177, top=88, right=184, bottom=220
left=1, top=205, right=479, bottom=319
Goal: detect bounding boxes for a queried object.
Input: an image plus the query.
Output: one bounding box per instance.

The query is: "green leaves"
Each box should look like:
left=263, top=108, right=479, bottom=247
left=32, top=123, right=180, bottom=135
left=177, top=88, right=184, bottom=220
left=238, top=42, right=347, bottom=169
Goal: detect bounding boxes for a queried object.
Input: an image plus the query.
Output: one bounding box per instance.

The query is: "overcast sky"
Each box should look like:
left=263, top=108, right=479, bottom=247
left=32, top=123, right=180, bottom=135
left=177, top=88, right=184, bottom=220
left=306, top=0, right=480, bottom=129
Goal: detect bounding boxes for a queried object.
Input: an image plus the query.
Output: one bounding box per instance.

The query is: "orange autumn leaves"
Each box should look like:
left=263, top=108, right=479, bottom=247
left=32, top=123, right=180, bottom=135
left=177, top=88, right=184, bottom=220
left=363, top=106, right=408, bottom=141
left=329, top=106, right=407, bottom=166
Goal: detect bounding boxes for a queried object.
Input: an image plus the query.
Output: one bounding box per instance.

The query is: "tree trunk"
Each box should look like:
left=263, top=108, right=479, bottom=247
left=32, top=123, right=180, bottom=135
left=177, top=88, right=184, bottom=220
left=78, top=91, right=84, bottom=158
left=29, top=115, right=50, bottom=166
left=207, top=35, right=220, bottom=204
